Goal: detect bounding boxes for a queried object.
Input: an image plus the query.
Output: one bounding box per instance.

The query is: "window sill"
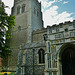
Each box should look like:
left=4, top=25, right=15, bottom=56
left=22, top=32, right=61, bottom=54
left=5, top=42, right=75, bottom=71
left=37, top=63, right=45, bottom=66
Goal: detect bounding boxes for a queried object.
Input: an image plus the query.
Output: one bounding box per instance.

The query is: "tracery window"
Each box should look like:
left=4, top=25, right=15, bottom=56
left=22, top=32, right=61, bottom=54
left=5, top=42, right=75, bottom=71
left=37, top=10, right=39, bottom=16
left=56, top=26, right=59, bottom=32
left=34, top=7, right=36, bottom=14
left=34, top=7, right=39, bottom=16
left=38, top=49, right=45, bottom=64
left=17, top=6, right=21, bottom=14
left=73, top=23, right=75, bottom=28
left=22, top=4, right=25, bottom=13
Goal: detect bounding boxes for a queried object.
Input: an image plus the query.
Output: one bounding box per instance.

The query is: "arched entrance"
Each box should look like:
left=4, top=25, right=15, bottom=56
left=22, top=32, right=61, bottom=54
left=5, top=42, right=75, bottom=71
left=61, top=47, right=75, bottom=75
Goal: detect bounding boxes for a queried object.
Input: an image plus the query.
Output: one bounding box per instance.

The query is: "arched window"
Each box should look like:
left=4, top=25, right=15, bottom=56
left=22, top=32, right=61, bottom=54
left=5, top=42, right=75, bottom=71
left=38, top=49, right=45, bottom=64
left=22, top=4, right=25, bottom=13
left=34, top=7, right=36, bottom=14
left=17, top=6, right=21, bottom=14
left=37, top=10, right=39, bottom=16
left=34, top=7, right=39, bottom=16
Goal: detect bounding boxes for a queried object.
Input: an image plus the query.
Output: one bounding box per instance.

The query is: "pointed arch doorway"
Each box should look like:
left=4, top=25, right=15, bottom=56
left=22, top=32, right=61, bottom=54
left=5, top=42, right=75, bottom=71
left=61, top=47, right=75, bottom=75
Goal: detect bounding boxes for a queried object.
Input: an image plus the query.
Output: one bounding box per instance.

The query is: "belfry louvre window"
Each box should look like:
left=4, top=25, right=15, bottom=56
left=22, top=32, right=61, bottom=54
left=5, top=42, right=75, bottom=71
left=38, top=49, right=45, bottom=64
left=34, top=7, right=36, bottom=14
left=17, top=6, right=21, bottom=14
left=22, top=4, right=25, bottom=13
left=37, top=10, right=39, bottom=16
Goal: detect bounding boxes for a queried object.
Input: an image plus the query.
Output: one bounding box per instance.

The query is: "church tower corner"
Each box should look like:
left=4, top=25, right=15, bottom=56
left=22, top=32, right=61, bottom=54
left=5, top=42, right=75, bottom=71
left=8, top=0, right=44, bottom=72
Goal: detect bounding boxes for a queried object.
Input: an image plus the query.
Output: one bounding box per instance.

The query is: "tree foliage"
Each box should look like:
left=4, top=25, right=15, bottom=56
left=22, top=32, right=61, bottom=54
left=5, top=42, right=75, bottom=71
left=0, top=1, right=16, bottom=58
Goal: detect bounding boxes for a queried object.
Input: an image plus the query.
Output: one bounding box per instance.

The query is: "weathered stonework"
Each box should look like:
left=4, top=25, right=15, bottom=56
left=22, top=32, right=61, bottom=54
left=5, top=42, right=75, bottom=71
left=6, top=0, right=46, bottom=74
left=45, top=20, right=75, bottom=75
left=1, top=0, right=75, bottom=75
left=16, top=40, right=47, bottom=75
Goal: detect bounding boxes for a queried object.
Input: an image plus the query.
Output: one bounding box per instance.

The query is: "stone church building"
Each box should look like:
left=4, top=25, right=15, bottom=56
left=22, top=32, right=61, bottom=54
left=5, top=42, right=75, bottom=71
left=9, top=0, right=46, bottom=75
left=1, top=0, right=75, bottom=75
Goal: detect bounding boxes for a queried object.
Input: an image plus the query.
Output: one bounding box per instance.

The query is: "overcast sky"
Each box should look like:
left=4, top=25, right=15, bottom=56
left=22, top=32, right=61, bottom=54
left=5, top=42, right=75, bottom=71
left=2, top=0, right=75, bottom=27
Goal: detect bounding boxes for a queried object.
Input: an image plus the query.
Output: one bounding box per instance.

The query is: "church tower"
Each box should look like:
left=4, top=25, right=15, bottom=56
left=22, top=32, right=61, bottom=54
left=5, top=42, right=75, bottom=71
left=8, top=0, right=43, bottom=72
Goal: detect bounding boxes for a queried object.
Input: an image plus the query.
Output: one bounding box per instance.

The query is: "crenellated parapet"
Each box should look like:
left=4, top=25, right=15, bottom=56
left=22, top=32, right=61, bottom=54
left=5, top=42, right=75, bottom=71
left=47, top=20, right=75, bottom=35
left=46, top=20, right=75, bottom=45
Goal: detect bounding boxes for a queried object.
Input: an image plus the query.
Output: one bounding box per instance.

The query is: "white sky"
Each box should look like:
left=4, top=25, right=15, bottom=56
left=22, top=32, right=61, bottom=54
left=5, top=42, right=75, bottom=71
left=2, top=0, right=14, bottom=15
